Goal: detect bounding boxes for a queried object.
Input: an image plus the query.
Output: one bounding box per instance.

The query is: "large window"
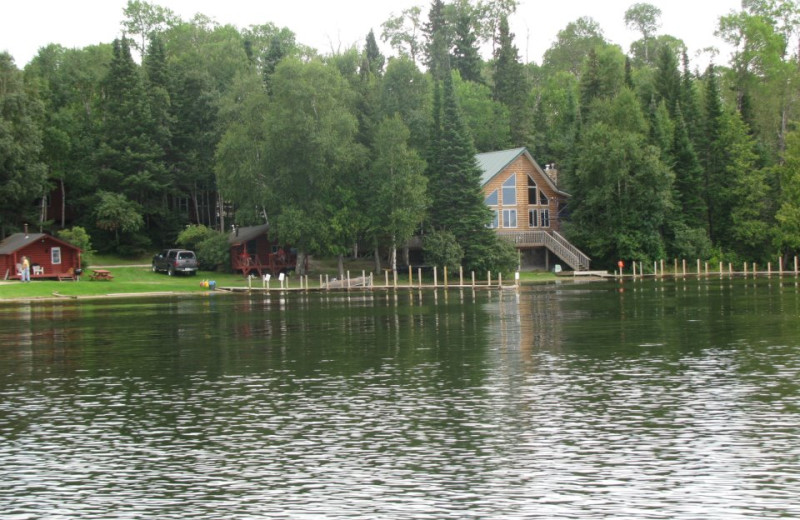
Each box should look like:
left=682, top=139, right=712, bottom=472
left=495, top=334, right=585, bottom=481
left=485, top=189, right=498, bottom=206
left=502, top=175, right=516, bottom=205
left=528, top=177, right=537, bottom=205
left=502, top=209, right=517, bottom=228
left=540, top=209, right=550, bottom=228
left=529, top=209, right=538, bottom=227
left=51, top=247, right=62, bottom=265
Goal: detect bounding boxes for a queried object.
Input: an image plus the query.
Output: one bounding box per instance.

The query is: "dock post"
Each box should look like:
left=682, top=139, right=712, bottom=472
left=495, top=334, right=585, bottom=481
left=326, top=274, right=330, bottom=291
left=434, top=266, right=438, bottom=287
left=393, top=270, right=397, bottom=288
left=682, top=259, right=686, bottom=277
left=385, top=270, right=389, bottom=288
left=347, top=271, right=351, bottom=292
left=488, top=271, right=492, bottom=287
left=499, top=272, right=503, bottom=287
left=729, top=263, right=732, bottom=277
left=795, top=256, right=799, bottom=275
left=633, top=262, right=636, bottom=278
left=418, top=268, right=423, bottom=288
left=768, top=262, right=772, bottom=277
left=660, top=259, right=664, bottom=277
left=471, top=271, right=475, bottom=288
left=444, top=266, right=448, bottom=288
left=779, top=257, right=783, bottom=274
left=753, top=263, right=757, bottom=276
left=459, top=266, right=464, bottom=286
left=362, top=270, right=366, bottom=286
left=705, top=262, right=709, bottom=277
left=744, top=262, right=748, bottom=277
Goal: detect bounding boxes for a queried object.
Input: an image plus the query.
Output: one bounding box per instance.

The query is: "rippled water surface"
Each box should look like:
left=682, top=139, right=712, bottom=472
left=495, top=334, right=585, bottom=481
left=1, top=278, right=799, bottom=519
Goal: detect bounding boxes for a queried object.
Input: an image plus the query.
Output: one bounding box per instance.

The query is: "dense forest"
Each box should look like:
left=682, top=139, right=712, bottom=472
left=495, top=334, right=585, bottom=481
left=2, top=0, right=800, bottom=271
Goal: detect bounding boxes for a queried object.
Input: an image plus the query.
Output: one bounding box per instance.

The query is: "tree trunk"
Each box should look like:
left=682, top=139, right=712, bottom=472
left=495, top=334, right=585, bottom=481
left=391, top=243, right=397, bottom=272
left=296, top=251, right=308, bottom=276
left=60, top=178, right=66, bottom=228
left=373, top=242, right=381, bottom=273
left=217, top=192, right=224, bottom=232
left=403, top=246, right=410, bottom=266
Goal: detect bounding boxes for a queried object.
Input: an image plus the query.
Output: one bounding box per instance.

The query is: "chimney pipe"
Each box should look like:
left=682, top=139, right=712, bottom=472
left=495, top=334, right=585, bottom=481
left=24, top=223, right=29, bottom=238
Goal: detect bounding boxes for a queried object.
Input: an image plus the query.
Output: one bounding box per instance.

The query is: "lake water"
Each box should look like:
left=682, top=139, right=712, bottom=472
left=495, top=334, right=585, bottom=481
left=1, top=278, right=799, bottom=519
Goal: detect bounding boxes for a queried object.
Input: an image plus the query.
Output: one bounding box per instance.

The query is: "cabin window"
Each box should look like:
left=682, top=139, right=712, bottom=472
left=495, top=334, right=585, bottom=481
left=529, top=209, right=538, bottom=227
left=51, top=247, right=62, bottom=265
left=527, top=177, right=537, bottom=205
left=487, top=210, right=498, bottom=229
left=502, top=209, right=517, bottom=228
left=502, top=175, right=516, bottom=205
left=539, top=190, right=548, bottom=205
left=540, top=209, right=550, bottom=228
left=485, top=189, right=498, bottom=206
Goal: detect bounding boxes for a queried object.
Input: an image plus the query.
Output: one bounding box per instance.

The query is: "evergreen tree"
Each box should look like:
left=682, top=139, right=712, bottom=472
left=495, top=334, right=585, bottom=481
left=364, top=29, right=385, bottom=77
left=698, top=64, right=725, bottom=244
left=96, top=37, right=163, bottom=251
left=423, top=0, right=451, bottom=82
left=492, top=15, right=528, bottom=144
left=671, top=103, right=706, bottom=230
left=451, top=8, right=482, bottom=83
left=429, top=72, right=512, bottom=272
left=654, top=44, right=681, bottom=117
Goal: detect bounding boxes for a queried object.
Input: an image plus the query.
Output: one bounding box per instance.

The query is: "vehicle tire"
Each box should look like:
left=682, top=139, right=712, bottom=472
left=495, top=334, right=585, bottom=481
left=168, top=267, right=174, bottom=276
left=152, top=264, right=158, bottom=273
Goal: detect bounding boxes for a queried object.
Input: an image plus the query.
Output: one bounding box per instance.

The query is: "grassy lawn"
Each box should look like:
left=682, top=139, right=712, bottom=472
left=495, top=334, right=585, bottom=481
left=0, top=254, right=560, bottom=301
left=0, top=266, right=249, bottom=300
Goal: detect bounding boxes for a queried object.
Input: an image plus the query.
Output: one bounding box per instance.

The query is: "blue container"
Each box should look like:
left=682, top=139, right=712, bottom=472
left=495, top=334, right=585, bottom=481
left=208, top=281, right=216, bottom=290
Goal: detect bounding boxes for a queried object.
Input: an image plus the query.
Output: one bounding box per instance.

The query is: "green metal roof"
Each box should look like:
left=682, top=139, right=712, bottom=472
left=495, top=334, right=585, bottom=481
left=476, top=147, right=527, bottom=186
left=475, top=147, right=568, bottom=197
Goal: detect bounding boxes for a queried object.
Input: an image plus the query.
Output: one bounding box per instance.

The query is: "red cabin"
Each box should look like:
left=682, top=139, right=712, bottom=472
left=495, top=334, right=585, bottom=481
left=0, top=232, right=82, bottom=280
left=228, top=223, right=299, bottom=277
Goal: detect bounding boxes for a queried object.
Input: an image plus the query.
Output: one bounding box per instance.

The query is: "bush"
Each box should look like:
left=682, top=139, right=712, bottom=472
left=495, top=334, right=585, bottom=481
left=463, top=230, right=518, bottom=274
left=196, top=233, right=231, bottom=271
left=57, top=227, right=95, bottom=269
left=176, top=225, right=214, bottom=250
left=423, top=230, right=464, bottom=272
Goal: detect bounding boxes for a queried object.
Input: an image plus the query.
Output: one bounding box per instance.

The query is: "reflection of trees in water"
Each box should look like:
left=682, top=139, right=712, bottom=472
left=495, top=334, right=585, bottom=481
left=483, top=286, right=566, bottom=358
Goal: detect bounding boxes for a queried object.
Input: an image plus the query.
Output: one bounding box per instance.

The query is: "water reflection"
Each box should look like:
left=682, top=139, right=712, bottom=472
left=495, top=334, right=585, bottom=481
left=0, top=279, right=799, bottom=519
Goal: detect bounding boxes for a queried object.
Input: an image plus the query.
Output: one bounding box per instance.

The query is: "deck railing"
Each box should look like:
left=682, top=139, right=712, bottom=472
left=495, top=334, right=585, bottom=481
left=496, top=230, right=591, bottom=271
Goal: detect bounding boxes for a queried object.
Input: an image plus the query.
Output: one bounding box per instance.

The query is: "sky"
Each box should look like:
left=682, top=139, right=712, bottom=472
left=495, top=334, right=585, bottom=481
left=2, top=0, right=742, bottom=69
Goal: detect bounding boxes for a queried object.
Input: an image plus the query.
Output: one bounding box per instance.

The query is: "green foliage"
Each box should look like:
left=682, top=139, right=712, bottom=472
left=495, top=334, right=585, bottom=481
left=0, top=53, right=48, bottom=232
left=423, top=229, right=464, bottom=271
left=196, top=232, right=231, bottom=271
left=57, top=226, right=95, bottom=268
left=176, top=224, right=214, bottom=250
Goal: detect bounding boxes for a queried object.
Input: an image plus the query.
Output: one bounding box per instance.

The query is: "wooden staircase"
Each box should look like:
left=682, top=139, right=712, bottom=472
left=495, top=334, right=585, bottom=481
left=497, top=230, right=591, bottom=271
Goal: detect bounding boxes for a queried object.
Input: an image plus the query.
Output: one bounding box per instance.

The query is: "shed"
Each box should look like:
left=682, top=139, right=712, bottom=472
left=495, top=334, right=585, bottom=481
left=228, top=224, right=299, bottom=277
left=0, top=232, right=82, bottom=280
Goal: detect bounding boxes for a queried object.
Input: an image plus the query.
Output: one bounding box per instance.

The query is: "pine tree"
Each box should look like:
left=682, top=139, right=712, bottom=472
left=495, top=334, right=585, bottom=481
left=364, top=29, right=385, bottom=77
left=654, top=45, right=681, bottom=117
left=671, top=103, right=705, bottom=229
left=451, top=8, right=482, bottom=83
left=493, top=15, right=528, bottom=144
left=423, top=0, right=451, bottom=82
left=698, top=64, right=724, bottom=243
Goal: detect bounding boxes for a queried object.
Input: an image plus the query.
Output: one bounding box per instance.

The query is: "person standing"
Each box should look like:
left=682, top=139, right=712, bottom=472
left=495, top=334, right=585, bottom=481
left=21, top=255, right=31, bottom=282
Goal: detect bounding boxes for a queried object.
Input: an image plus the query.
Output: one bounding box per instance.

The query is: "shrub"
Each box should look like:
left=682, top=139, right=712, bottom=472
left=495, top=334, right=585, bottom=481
left=176, top=225, right=214, bottom=250
left=57, top=227, right=95, bottom=269
left=196, top=233, right=231, bottom=271
left=423, top=230, right=464, bottom=272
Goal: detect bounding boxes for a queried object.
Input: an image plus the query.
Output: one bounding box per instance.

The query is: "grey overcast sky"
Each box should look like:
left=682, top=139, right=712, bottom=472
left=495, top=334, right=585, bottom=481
left=2, top=0, right=740, bottom=68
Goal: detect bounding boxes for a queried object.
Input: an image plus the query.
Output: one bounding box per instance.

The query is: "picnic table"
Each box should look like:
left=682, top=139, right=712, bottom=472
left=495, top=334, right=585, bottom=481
left=90, top=269, right=114, bottom=281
